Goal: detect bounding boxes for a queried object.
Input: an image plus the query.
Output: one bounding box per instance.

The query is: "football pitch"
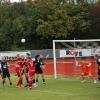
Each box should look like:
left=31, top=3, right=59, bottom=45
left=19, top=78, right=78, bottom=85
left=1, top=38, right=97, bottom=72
left=0, top=75, right=100, bottom=100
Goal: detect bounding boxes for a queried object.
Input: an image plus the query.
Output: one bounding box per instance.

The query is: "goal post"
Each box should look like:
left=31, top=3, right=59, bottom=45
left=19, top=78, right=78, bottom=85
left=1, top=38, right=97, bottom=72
left=53, top=39, right=100, bottom=79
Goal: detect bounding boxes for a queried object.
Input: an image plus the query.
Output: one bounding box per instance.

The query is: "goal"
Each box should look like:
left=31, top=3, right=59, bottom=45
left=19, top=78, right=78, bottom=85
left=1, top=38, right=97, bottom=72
left=53, top=39, right=100, bottom=79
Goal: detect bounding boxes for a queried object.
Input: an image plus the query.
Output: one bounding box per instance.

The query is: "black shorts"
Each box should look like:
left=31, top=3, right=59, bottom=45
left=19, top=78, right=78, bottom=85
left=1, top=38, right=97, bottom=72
left=2, top=69, right=10, bottom=78
left=0, top=69, right=1, bottom=74
left=25, top=67, right=29, bottom=73
left=98, top=70, right=100, bottom=75
left=35, top=67, right=43, bottom=74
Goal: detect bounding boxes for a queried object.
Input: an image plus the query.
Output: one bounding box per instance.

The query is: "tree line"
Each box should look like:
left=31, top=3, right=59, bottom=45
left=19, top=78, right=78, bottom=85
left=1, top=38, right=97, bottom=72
left=0, top=0, right=100, bottom=50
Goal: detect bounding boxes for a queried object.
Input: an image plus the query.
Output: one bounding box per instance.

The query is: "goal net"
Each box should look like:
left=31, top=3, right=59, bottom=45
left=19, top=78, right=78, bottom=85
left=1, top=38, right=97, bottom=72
left=53, top=39, right=100, bottom=79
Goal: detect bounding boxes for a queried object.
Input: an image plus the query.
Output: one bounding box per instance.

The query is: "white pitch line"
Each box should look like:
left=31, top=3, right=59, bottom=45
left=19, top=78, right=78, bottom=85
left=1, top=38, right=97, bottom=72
left=33, top=89, right=100, bottom=96
left=32, top=90, right=72, bottom=96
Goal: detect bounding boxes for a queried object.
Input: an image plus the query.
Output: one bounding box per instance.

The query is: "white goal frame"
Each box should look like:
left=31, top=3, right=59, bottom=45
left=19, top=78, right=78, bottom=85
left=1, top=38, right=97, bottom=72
left=53, top=39, right=100, bottom=79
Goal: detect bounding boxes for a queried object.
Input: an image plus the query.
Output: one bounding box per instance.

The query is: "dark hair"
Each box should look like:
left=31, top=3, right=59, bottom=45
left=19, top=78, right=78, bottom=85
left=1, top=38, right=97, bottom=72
left=35, top=55, right=40, bottom=59
left=26, top=53, right=31, bottom=56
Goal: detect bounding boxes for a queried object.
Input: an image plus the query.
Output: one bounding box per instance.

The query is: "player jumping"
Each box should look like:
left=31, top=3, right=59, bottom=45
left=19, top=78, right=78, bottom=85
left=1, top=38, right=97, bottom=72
left=34, top=54, right=46, bottom=85
left=25, top=53, right=35, bottom=89
left=16, top=54, right=25, bottom=88
left=78, top=58, right=96, bottom=83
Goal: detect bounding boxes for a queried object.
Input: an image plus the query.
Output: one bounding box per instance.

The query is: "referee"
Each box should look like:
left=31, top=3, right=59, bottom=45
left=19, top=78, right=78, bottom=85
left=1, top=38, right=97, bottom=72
left=0, top=58, right=12, bottom=86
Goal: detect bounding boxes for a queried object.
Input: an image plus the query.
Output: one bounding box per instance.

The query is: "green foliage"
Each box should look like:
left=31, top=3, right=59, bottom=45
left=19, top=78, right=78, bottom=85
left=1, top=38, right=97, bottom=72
left=35, top=0, right=92, bottom=40
left=0, top=0, right=99, bottom=50
left=90, top=1, right=100, bottom=38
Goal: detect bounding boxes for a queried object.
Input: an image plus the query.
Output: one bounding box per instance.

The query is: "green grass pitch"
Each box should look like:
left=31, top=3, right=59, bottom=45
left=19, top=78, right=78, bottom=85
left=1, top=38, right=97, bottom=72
left=0, top=75, right=100, bottom=100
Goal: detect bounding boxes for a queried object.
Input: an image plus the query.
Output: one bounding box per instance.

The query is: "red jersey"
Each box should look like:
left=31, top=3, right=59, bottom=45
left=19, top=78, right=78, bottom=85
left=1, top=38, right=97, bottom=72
left=26, top=58, right=35, bottom=77
left=81, top=61, right=92, bottom=74
left=16, top=55, right=25, bottom=68
left=79, top=62, right=85, bottom=71
left=26, top=58, right=34, bottom=71
left=16, top=55, right=25, bottom=62
left=84, top=62, right=91, bottom=73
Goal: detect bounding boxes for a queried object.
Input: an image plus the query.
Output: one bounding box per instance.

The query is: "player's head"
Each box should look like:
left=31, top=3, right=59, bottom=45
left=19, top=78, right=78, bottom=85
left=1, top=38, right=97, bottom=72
left=26, top=53, right=31, bottom=59
left=26, top=53, right=31, bottom=57
left=39, top=54, right=43, bottom=58
left=2, top=57, right=6, bottom=61
left=26, top=53, right=30, bottom=56
left=16, top=54, right=20, bottom=57
left=35, top=55, right=40, bottom=60
left=95, top=54, right=100, bottom=58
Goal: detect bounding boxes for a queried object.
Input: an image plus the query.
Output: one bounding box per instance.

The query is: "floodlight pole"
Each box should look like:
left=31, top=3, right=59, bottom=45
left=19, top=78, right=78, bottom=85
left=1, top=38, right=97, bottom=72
left=53, top=40, right=57, bottom=79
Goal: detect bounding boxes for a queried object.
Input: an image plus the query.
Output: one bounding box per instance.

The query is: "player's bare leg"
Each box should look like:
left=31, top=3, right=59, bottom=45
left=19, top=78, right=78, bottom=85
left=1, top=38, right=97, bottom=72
left=35, top=73, right=38, bottom=84
left=89, top=74, right=97, bottom=83
left=41, top=73, right=46, bottom=84
left=17, top=75, right=23, bottom=88
left=33, top=75, right=37, bottom=87
left=81, top=75, right=86, bottom=83
left=2, top=78, right=6, bottom=86
left=26, top=77, right=33, bottom=89
left=8, top=77, right=12, bottom=85
left=98, top=75, right=100, bottom=81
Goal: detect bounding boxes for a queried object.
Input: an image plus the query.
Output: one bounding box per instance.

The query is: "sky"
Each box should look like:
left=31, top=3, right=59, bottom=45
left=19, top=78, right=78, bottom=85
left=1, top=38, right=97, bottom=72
left=10, top=0, right=27, bottom=3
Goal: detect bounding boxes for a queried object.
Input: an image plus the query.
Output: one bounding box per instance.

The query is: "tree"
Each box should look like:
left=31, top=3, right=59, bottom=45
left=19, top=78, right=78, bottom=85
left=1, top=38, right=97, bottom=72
left=90, top=1, right=100, bottom=38
left=0, top=0, right=96, bottom=50
left=33, top=0, right=92, bottom=40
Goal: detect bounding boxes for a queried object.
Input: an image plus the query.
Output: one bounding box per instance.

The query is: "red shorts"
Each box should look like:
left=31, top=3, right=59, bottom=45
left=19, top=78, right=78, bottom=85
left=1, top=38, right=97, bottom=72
left=83, top=71, right=92, bottom=76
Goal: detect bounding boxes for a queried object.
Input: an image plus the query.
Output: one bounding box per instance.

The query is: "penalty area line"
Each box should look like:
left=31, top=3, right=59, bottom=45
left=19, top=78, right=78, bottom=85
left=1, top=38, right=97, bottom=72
left=32, top=89, right=72, bottom=96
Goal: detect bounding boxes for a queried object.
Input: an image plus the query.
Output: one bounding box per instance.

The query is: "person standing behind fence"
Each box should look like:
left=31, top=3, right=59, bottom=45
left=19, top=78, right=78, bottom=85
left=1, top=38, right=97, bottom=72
left=34, top=54, right=46, bottom=85
left=96, top=55, right=100, bottom=81
left=0, top=58, right=12, bottom=86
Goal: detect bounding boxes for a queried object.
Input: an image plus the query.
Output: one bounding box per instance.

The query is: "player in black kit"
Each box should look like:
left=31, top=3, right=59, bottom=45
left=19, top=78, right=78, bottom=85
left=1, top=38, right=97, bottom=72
left=96, top=56, right=100, bottom=81
left=34, top=54, right=46, bottom=85
left=0, top=58, right=12, bottom=86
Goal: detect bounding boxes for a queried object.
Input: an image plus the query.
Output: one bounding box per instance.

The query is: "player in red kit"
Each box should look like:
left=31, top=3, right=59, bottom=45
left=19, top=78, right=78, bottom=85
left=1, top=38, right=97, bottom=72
left=16, top=54, right=25, bottom=88
left=78, top=59, right=96, bottom=83
left=25, top=54, right=35, bottom=89
left=23, top=58, right=29, bottom=84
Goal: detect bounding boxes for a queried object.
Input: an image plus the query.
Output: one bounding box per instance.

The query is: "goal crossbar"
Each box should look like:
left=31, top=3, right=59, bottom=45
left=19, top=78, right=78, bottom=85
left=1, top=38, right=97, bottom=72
left=53, top=39, right=100, bottom=43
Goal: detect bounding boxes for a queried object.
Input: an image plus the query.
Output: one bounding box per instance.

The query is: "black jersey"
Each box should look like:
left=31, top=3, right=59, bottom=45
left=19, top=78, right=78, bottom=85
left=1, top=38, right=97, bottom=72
left=34, top=59, right=44, bottom=74
left=97, top=58, right=100, bottom=75
left=34, top=60, right=41, bottom=68
left=0, top=61, right=10, bottom=78
left=0, top=61, right=1, bottom=69
left=97, top=58, right=100, bottom=66
left=1, top=61, right=8, bottom=71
